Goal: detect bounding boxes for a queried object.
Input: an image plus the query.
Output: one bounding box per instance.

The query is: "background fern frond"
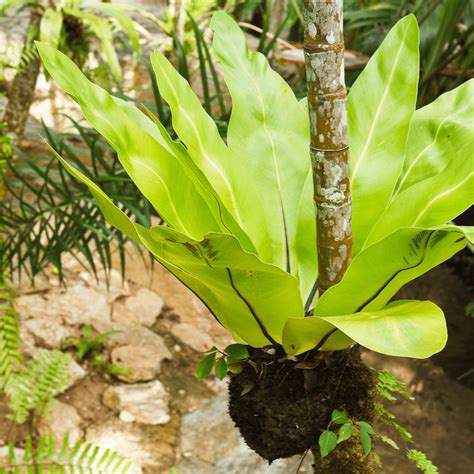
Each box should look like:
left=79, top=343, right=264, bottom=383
left=0, top=277, right=23, bottom=391
left=15, top=14, right=41, bottom=74
left=6, top=350, right=72, bottom=423
left=406, top=449, right=439, bottom=474
left=0, top=433, right=140, bottom=473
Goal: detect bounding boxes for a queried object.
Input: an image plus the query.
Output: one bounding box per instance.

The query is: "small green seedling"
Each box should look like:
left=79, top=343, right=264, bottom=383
left=63, top=324, right=129, bottom=377
left=317, top=371, right=438, bottom=472
left=63, top=324, right=113, bottom=360
left=318, top=409, right=375, bottom=459
left=196, top=343, right=250, bottom=381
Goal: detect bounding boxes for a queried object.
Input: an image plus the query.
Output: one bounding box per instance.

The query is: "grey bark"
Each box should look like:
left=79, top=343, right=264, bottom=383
left=303, top=0, right=353, bottom=293
left=3, top=9, right=42, bottom=143
left=303, top=1, right=372, bottom=472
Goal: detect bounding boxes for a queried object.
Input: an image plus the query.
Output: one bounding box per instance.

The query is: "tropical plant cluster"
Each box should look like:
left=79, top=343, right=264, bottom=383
left=37, top=11, right=473, bottom=361
left=0, top=0, right=471, bottom=471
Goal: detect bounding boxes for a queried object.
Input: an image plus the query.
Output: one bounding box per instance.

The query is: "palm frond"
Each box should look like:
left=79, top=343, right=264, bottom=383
left=343, top=0, right=473, bottom=104
left=1, top=119, right=155, bottom=282
left=0, top=433, right=140, bottom=473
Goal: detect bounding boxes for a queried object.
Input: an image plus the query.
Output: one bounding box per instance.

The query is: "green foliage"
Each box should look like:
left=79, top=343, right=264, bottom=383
left=336, top=423, right=353, bottom=444
left=158, top=0, right=219, bottom=53
left=196, top=349, right=217, bottom=381
left=356, top=421, right=374, bottom=457
left=348, top=15, right=419, bottom=253
left=233, top=0, right=303, bottom=57
left=465, top=300, right=474, bottom=317
left=318, top=409, right=375, bottom=459
left=15, top=16, right=40, bottom=73
left=6, top=350, right=72, bottom=423
left=375, top=369, right=414, bottom=442
left=377, top=369, right=413, bottom=401
left=344, top=0, right=473, bottom=105
left=63, top=324, right=114, bottom=360
left=375, top=402, right=412, bottom=442
left=0, top=120, right=154, bottom=282
left=0, top=277, right=23, bottom=391
left=316, top=371, right=438, bottom=466
left=196, top=343, right=250, bottom=381
left=318, top=430, right=337, bottom=458
left=0, top=272, right=69, bottom=425
left=406, top=449, right=439, bottom=474
left=62, top=324, right=128, bottom=377
left=37, top=12, right=473, bottom=359
left=331, top=409, right=349, bottom=425
left=1, top=0, right=155, bottom=82
left=0, top=433, right=138, bottom=473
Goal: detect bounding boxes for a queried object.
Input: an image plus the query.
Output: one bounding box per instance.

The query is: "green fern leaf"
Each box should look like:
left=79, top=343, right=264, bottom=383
left=0, top=435, right=140, bottom=473
left=0, top=278, right=23, bottom=391
left=407, top=449, right=438, bottom=473
left=6, top=350, right=72, bottom=423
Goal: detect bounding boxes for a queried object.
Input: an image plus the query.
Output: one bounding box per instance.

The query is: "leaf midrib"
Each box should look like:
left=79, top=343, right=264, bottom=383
left=154, top=56, right=244, bottom=227
left=231, top=53, right=290, bottom=270
left=350, top=24, right=412, bottom=184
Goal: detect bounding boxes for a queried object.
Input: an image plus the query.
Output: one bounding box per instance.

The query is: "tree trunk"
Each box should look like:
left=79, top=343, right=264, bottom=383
left=3, top=10, right=41, bottom=143
left=303, top=1, right=373, bottom=472
left=303, top=0, right=352, bottom=294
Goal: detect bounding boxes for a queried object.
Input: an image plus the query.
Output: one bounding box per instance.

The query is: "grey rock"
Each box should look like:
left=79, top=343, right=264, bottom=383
left=106, top=326, right=169, bottom=350
left=111, top=345, right=165, bottom=383
left=177, top=388, right=312, bottom=473
left=37, top=401, right=83, bottom=447
left=103, top=380, right=170, bottom=425
left=61, top=284, right=111, bottom=328
left=66, top=358, right=87, bottom=390
left=16, top=293, right=51, bottom=320
left=24, top=317, right=71, bottom=349
left=79, top=269, right=130, bottom=303
left=171, top=322, right=215, bottom=352
left=124, top=288, right=164, bottom=327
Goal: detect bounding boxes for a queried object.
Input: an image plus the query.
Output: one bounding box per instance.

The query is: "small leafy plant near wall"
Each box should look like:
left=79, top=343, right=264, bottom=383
left=35, top=3, right=472, bottom=471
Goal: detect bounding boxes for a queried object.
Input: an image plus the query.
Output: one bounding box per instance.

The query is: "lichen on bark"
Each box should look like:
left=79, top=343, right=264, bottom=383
left=303, top=0, right=353, bottom=293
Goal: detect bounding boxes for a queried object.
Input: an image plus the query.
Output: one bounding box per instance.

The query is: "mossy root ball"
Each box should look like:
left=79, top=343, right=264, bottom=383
left=228, top=347, right=376, bottom=466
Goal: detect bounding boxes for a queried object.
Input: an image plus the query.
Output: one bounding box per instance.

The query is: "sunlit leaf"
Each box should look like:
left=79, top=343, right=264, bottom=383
left=315, top=226, right=471, bottom=317
left=348, top=15, right=419, bottom=253
left=40, top=8, right=63, bottom=49
left=211, top=11, right=316, bottom=299
left=395, top=80, right=474, bottom=194
left=45, top=152, right=305, bottom=347
left=37, top=43, right=242, bottom=242
left=320, top=300, right=446, bottom=358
